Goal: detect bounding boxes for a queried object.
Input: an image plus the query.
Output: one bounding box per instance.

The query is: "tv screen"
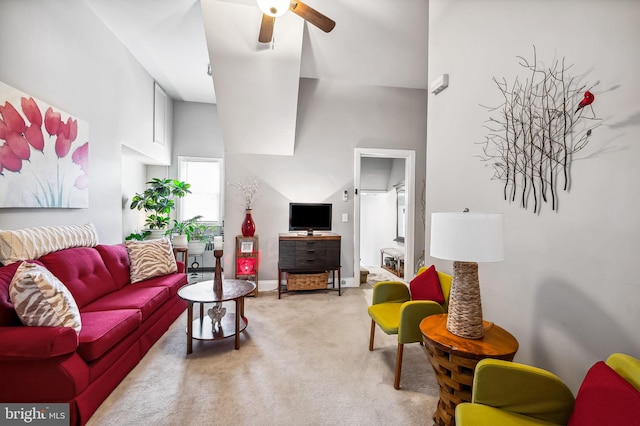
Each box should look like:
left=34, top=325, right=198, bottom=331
left=289, top=203, right=332, bottom=232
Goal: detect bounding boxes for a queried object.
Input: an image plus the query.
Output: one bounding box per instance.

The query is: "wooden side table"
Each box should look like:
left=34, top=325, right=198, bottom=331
left=420, top=314, right=518, bottom=426
left=235, top=235, right=259, bottom=297
left=173, top=247, right=188, bottom=269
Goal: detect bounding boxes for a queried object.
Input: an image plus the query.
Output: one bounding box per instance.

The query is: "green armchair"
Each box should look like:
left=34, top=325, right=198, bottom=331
left=456, top=353, right=640, bottom=425
left=367, top=266, right=452, bottom=389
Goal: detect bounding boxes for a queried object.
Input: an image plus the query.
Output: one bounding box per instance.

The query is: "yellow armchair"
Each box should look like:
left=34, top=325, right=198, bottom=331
left=456, top=353, right=640, bottom=425
left=367, top=266, right=452, bottom=389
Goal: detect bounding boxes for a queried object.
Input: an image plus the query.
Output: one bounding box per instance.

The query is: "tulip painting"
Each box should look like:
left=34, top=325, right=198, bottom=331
left=0, top=81, right=89, bottom=208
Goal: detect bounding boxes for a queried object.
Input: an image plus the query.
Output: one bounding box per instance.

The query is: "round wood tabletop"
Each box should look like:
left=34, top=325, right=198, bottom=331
left=420, top=313, right=518, bottom=359
left=178, top=279, right=256, bottom=304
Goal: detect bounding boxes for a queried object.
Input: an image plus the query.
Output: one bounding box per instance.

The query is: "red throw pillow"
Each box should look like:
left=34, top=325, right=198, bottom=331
left=568, top=361, right=640, bottom=426
left=409, top=265, right=445, bottom=304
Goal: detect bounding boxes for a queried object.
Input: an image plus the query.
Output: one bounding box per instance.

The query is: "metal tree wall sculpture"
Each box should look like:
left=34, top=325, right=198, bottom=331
left=479, top=47, right=600, bottom=213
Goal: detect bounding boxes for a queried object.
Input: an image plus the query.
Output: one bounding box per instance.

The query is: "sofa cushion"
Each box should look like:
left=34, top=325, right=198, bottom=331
left=568, top=361, right=640, bottom=426
left=0, top=223, right=98, bottom=266
left=409, top=265, right=445, bottom=304
left=78, top=309, right=141, bottom=361
left=131, top=272, right=188, bottom=297
left=39, top=247, right=119, bottom=309
left=9, top=262, right=82, bottom=333
left=125, top=238, right=177, bottom=284
left=95, top=244, right=131, bottom=288
left=82, top=286, right=170, bottom=321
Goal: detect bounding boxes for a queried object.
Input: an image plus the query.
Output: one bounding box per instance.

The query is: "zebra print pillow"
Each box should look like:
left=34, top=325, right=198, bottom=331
left=125, top=238, right=177, bottom=284
left=9, top=261, right=82, bottom=333
left=0, top=223, right=98, bottom=266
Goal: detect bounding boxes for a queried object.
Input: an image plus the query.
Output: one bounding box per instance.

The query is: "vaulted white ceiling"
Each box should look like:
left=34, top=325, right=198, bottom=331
left=85, top=0, right=429, bottom=154
left=85, top=0, right=217, bottom=103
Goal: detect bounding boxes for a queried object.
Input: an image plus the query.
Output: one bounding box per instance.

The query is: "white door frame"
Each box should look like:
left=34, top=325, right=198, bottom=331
left=354, top=148, right=415, bottom=282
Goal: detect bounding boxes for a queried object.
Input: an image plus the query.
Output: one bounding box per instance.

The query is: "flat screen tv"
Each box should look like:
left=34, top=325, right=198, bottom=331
left=289, top=203, right=332, bottom=234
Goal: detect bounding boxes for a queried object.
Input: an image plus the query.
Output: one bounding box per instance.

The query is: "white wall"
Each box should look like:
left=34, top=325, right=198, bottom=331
left=171, top=101, right=224, bottom=161
left=427, top=0, right=640, bottom=391
left=121, top=148, right=148, bottom=238
left=360, top=158, right=406, bottom=267
left=169, top=100, right=225, bottom=269
left=0, top=0, right=172, bottom=244
left=224, top=78, right=427, bottom=282
left=360, top=192, right=396, bottom=266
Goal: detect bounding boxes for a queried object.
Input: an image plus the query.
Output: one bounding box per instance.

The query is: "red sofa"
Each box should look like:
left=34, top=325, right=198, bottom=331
left=0, top=244, right=188, bottom=425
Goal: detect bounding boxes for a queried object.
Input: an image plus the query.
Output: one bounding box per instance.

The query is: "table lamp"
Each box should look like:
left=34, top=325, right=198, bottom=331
left=430, top=210, right=504, bottom=339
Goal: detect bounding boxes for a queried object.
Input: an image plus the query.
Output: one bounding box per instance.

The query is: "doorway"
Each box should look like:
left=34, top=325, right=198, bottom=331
left=354, top=148, right=415, bottom=283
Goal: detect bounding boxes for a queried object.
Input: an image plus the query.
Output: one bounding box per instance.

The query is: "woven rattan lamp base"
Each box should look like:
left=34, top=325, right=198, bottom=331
left=446, top=261, right=484, bottom=339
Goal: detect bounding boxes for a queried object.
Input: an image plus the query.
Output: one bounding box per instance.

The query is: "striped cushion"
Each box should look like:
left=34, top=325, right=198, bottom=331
left=125, top=238, right=177, bottom=284
left=0, top=224, right=98, bottom=266
left=9, top=261, right=82, bottom=333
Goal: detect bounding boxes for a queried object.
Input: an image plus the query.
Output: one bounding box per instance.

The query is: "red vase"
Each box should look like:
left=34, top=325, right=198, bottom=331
left=241, top=209, right=256, bottom=237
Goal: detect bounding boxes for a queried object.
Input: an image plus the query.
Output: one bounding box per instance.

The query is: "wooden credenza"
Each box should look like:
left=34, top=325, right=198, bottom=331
left=278, top=233, right=341, bottom=298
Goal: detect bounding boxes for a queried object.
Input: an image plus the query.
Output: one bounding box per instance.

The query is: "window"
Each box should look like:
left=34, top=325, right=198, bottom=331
left=178, top=156, right=223, bottom=225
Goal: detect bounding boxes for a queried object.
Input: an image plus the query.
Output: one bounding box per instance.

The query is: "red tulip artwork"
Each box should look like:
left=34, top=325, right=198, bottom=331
left=0, top=81, right=89, bottom=208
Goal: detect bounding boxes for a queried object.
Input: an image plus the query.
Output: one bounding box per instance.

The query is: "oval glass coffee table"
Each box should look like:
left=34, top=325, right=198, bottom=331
left=178, top=279, right=256, bottom=354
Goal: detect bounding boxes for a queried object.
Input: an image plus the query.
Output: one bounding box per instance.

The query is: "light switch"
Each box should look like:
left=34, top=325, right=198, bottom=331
left=342, top=213, right=348, bottom=222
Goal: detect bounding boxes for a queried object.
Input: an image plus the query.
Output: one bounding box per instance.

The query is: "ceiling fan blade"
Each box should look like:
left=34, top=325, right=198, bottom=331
left=258, top=14, right=275, bottom=43
left=289, top=0, right=336, bottom=33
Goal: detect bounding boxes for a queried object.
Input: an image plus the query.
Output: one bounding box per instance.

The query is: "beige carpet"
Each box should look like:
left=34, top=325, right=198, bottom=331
left=363, top=265, right=403, bottom=288
left=88, top=285, right=438, bottom=426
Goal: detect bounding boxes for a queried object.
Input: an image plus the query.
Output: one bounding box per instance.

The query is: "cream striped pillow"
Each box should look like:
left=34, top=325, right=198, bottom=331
left=125, top=238, right=177, bottom=284
left=0, top=224, right=98, bottom=265
left=9, top=262, right=82, bottom=333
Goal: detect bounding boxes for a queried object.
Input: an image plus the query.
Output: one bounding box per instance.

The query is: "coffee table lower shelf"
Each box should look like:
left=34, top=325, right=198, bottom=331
left=190, top=313, right=247, bottom=341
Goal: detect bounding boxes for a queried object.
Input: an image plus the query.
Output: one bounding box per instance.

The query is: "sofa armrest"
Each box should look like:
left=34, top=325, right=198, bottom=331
left=0, top=326, right=79, bottom=360
left=398, top=301, right=445, bottom=344
left=471, top=358, right=575, bottom=425
left=371, top=281, right=410, bottom=305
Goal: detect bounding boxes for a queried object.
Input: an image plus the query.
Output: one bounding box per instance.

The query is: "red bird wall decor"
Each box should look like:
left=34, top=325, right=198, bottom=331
left=481, top=47, right=601, bottom=214
left=575, top=90, right=595, bottom=114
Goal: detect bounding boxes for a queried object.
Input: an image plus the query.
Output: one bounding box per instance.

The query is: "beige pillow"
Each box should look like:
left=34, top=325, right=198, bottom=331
left=125, top=238, right=177, bottom=284
left=0, top=223, right=99, bottom=265
left=9, top=262, right=82, bottom=333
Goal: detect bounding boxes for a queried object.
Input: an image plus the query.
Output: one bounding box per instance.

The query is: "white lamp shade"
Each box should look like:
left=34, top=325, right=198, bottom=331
left=257, top=0, right=290, bottom=17
left=430, top=212, right=504, bottom=262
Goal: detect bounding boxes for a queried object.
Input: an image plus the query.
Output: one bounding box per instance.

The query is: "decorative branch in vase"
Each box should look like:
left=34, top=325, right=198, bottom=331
left=230, top=176, right=262, bottom=237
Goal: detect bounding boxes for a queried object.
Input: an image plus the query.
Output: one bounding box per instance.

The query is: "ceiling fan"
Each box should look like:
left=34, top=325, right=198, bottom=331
left=256, top=0, right=336, bottom=43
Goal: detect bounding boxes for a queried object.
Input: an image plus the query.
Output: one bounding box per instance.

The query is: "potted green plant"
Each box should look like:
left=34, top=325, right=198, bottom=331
left=186, top=223, right=215, bottom=256
left=129, top=178, right=191, bottom=239
left=165, top=215, right=203, bottom=247
left=125, top=230, right=151, bottom=241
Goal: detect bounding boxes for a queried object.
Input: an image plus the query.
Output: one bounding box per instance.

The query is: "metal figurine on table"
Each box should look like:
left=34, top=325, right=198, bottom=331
left=208, top=245, right=225, bottom=330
